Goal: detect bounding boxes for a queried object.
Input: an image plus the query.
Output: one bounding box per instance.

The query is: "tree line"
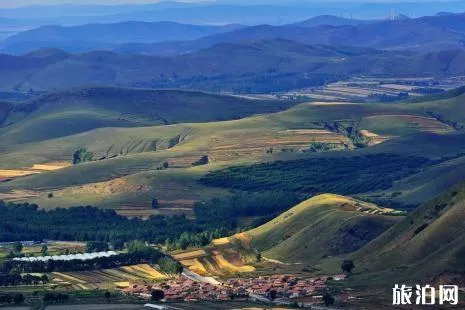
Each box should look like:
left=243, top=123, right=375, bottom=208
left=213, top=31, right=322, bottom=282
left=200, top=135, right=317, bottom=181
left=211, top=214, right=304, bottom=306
left=0, top=274, right=48, bottom=287
left=0, top=243, right=182, bottom=275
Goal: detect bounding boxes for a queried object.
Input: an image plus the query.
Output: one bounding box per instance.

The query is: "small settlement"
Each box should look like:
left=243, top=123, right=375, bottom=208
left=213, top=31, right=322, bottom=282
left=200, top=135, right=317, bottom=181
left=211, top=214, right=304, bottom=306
left=122, top=273, right=347, bottom=304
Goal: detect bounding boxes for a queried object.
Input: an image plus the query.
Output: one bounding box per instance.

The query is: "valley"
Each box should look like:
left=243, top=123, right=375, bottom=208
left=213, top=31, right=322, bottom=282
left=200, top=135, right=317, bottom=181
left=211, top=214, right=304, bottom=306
left=1, top=3, right=465, bottom=308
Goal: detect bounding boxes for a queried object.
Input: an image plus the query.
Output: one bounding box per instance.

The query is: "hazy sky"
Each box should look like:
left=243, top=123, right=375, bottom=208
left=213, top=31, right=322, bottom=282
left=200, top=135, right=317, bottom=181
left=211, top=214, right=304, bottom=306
left=0, top=1, right=171, bottom=8
left=0, top=0, right=453, bottom=9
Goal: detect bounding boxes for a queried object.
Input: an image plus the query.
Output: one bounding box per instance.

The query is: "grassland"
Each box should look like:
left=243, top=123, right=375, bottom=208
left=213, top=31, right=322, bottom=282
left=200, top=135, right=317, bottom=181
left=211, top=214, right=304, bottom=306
left=1, top=87, right=465, bottom=212
left=243, top=194, right=402, bottom=263
left=0, top=86, right=297, bottom=145
left=349, top=181, right=465, bottom=285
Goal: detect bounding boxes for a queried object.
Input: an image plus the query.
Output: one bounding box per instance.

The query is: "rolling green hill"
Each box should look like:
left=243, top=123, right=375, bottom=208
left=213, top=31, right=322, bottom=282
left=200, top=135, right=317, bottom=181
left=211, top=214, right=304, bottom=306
left=0, top=86, right=294, bottom=145
left=244, top=194, right=402, bottom=263
left=351, top=181, right=465, bottom=283
left=1, top=88, right=465, bottom=210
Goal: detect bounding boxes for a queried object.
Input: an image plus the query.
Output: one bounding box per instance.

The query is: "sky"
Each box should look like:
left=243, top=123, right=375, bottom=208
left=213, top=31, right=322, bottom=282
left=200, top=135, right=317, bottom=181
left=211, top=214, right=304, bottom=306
left=0, top=0, right=456, bottom=9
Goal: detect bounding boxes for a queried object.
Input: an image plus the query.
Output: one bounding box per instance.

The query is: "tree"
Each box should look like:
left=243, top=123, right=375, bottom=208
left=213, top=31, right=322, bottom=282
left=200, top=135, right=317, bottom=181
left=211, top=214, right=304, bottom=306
left=111, top=240, right=124, bottom=251
left=41, top=244, right=48, bottom=256
left=151, top=289, right=164, bottom=301
left=86, top=241, right=109, bottom=253
left=192, top=155, right=209, bottom=166
left=152, top=198, right=159, bottom=209
left=323, top=291, right=335, bottom=306
left=12, top=293, right=24, bottom=304
left=13, top=242, right=23, bottom=254
left=256, top=252, right=262, bottom=263
left=341, top=260, right=355, bottom=274
left=41, top=275, right=49, bottom=284
left=72, top=148, right=94, bottom=165
left=269, top=289, right=277, bottom=300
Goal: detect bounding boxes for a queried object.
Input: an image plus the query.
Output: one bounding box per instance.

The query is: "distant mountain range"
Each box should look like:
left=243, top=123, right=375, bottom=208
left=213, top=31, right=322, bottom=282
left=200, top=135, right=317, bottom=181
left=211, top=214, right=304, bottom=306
left=1, top=1, right=465, bottom=25
left=2, top=38, right=465, bottom=93
left=1, top=21, right=243, bottom=54
left=2, top=13, right=465, bottom=55
left=135, top=13, right=465, bottom=55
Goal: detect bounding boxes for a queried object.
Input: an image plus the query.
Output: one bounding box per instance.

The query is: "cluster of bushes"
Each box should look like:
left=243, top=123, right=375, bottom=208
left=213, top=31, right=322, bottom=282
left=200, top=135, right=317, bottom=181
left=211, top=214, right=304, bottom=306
left=165, top=229, right=229, bottom=251
left=368, top=92, right=409, bottom=102
left=86, top=241, right=109, bottom=252
left=72, top=148, right=94, bottom=165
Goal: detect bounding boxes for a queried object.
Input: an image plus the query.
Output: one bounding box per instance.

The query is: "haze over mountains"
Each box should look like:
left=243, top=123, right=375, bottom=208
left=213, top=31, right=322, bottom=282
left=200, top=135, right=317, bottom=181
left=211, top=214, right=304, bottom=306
left=3, top=39, right=465, bottom=93
left=3, top=13, right=465, bottom=55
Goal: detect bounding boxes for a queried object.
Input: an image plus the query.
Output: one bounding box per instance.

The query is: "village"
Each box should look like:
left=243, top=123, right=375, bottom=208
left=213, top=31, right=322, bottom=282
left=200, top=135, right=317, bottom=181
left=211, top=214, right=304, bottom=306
left=123, top=273, right=347, bottom=306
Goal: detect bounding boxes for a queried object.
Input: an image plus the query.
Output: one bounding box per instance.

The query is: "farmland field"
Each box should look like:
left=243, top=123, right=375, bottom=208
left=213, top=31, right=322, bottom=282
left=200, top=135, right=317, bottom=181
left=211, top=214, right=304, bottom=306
left=50, top=264, right=167, bottom=290
left=172, top=240, right=256, bottom=276
left=290, top=76, right=465, bottom=102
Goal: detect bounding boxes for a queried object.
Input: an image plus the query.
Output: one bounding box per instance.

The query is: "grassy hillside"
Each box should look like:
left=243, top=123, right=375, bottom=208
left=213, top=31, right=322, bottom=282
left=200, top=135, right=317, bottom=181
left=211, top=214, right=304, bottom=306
left=1, top=89, right=464, bottom=209
left=245, top=194, right=402, bottom=263
left=0, top=86, right=294, bottom=145
left=351, top=181, right=465, bottom=283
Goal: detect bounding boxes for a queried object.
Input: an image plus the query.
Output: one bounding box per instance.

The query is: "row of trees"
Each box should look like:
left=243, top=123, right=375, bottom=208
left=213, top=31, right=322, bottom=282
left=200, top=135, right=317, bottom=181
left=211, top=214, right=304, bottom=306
left=0, top=274, right=48, bottom=287
left=0, top=201, right=199, bottom=244
left=0, top=293, right=24, bottom=305
left=1, top=242, right=183, bottom=275
left=43, top=292, right=69, bottom=303
left=0, top=192, right=299, bottom=253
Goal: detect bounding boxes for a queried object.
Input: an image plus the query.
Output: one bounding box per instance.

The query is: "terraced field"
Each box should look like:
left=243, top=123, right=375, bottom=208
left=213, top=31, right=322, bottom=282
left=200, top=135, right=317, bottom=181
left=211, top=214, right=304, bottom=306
left=172, top=242, right=256, bottom=277
left=51, top=264, right=167, bottom=290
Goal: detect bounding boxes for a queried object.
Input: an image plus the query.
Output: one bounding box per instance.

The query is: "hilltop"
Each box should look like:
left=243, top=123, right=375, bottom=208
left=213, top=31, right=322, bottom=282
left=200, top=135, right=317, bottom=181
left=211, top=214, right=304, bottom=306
left=243, top=194, right=402, bottom=263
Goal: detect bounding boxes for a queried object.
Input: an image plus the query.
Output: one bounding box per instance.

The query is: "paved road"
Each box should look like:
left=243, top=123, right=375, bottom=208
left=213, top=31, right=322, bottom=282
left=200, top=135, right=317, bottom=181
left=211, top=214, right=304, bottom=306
left=182, top=268, right=220, bottom=285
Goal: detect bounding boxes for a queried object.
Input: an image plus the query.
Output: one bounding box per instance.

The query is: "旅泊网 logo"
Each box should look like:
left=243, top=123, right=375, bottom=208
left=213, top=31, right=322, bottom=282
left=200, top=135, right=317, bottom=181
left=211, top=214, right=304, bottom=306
left=393, top=284, right=459, bottom=306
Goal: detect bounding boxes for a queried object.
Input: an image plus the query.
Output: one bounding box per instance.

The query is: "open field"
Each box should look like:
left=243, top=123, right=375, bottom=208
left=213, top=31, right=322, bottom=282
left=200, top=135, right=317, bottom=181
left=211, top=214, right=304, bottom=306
left=50, top=264, right=168, bottom=291
left=0, top=162, right=71, bottom=182
left=289, top=76, right=465, bottom=102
